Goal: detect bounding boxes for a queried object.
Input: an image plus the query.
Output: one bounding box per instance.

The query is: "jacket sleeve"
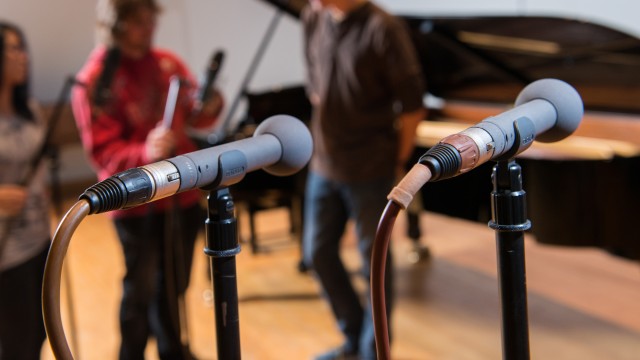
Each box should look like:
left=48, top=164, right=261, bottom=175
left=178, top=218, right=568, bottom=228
left=71, top=63, right=150, bottom=178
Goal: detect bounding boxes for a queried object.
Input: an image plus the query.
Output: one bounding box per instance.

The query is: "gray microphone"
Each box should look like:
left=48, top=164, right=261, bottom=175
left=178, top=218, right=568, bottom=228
left=80, top=115, right=312, bottom=214
left=420, top=78, right=583, bottom=180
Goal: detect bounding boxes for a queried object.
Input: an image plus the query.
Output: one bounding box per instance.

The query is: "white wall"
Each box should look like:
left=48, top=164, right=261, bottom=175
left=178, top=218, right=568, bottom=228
left=0, top=1, right=96, bottom=103
left=376, top=0, right=524, bottom=16
left=522, top=0, right=640, bottom=37
left=1, top=0, right=639, bottom=127
left=375, top=0, right=639, bottom=37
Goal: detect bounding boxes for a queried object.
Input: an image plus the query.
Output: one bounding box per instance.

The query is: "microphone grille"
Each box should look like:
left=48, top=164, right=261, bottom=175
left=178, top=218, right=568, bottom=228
left=515, top=78, right=584, bottom=143
left=253, top=115, right=313, bottom=176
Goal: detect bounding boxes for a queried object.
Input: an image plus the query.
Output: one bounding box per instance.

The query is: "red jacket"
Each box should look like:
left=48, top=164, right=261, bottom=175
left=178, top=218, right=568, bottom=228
left=72, top=46, right=220, bottom=218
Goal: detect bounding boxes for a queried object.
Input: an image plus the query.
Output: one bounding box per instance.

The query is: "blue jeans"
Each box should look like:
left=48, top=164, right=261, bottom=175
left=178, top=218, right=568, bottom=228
left=114, top=203, right=203, bottom=360
left=303, top=172, right=394, bottom=360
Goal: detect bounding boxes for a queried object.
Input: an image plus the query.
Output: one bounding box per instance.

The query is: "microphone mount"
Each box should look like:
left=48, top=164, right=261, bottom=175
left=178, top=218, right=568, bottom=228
left=421, top=116, right=537, bottom=181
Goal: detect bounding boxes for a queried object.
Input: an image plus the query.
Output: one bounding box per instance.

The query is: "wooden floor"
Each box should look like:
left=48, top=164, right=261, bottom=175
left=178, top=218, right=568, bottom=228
left=40, top=198, right=640, bottom=360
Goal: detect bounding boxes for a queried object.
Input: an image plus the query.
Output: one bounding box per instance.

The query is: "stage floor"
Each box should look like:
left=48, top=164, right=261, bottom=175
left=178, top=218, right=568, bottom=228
left=41, top=199, right=640, bottom=360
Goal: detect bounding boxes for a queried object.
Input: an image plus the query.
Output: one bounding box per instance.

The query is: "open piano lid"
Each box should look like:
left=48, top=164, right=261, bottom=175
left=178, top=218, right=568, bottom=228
left=260, top=0, right=640, bottom=114
left=407, top=16, right=640, bottom=114
left=259, top=0, right=306, bottom=17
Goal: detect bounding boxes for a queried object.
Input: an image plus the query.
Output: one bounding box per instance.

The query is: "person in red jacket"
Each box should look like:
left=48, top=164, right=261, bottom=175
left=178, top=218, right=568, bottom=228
left=71, top=1, right=223, bottom=359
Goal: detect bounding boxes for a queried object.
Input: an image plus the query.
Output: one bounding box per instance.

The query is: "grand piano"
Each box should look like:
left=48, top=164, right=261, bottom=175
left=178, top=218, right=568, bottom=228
left=237, top=0, right=640, bottom=260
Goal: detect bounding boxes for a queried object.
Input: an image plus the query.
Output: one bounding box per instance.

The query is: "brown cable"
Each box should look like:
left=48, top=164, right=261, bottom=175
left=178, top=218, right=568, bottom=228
left=387, top=163, right=432, bottom=209
left=371, top=200, right=401, bottom=360
left=42, top=199, right=91, bottom=360
left=372, top=164, right=432, bottom=359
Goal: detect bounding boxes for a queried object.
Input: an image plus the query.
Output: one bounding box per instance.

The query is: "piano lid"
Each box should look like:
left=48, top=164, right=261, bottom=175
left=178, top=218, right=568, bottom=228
left=258, top=0, right=640, bottom=114
left=406, top=16, right=640, bottom=114
left=259, top=0, right=306, bottom=18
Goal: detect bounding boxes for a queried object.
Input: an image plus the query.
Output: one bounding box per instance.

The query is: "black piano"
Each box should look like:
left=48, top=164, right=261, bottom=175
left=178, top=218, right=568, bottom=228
left=238, top=0, right=640, bottom=260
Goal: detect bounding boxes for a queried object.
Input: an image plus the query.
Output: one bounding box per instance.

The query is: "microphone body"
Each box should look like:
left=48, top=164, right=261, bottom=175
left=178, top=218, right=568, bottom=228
left=420, top=79, right=583, bottom=181
left=80, top=115, right=312, bottom=214
left=198, top=50, right=224, bottom=106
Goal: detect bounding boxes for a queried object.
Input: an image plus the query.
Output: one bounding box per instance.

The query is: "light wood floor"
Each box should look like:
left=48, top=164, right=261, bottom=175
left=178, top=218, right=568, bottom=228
left=40, top=198, right=640, bottom=360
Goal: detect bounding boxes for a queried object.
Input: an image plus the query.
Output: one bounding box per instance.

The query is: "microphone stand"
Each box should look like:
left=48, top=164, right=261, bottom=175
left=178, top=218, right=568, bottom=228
left=0, top=76, right=77, bottom=260
left=204, top=187, right=241, bottom=360
left=489, top=158, right=531, bottom=360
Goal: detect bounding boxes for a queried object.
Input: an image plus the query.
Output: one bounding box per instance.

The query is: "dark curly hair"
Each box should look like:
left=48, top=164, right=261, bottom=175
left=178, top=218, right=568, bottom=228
left=96, top=0, right=161, bottom=45
left=0, top=21, right=33, bottom=121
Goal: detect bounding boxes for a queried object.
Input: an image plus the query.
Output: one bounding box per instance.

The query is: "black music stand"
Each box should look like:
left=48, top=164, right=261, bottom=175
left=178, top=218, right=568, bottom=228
left=489, top=159, right=531, bottom=360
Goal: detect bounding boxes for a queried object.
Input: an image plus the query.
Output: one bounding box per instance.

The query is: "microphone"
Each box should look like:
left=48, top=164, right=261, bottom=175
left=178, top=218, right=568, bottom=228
left=79, top=115, right=312, bottom=214
left=198, top=50, right=225, bottom=106
left=420, top=78, right=583, bottom=181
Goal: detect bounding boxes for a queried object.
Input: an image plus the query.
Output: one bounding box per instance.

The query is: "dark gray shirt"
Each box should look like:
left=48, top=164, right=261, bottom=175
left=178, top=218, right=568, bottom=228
left=303, top=1, right=424, bottom=182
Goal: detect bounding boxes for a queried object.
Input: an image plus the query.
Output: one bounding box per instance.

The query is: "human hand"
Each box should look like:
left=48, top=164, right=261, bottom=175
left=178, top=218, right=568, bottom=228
left=199, top=88, right=224, bottom=118
left=309, top=93, right=321, bottom=107
left=0, top=184, right=28, bottom=217
left=145, top=126, right=177, bottom=162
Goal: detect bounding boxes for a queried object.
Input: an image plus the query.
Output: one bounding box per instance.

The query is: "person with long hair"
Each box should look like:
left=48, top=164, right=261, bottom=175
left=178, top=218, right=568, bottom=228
left=0, top=21, right=51, bottom=360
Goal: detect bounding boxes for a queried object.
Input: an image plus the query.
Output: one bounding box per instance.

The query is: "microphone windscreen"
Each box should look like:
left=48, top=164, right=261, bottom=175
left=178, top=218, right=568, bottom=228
left=515, top=78, right=583, bottom=143
left=254, top=115, right=313, bottom=176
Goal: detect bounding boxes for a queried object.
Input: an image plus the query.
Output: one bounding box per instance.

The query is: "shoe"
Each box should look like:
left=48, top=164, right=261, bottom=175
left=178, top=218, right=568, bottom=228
left=314, top=345, right=359, bottom=360
left=407, top=243, right=431, bottom=264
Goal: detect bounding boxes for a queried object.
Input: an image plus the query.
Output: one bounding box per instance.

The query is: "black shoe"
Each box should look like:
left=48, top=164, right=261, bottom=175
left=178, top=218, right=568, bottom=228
left=408, top=243, right=431, bottom=264
left=314, top=345, right=359, bottom=360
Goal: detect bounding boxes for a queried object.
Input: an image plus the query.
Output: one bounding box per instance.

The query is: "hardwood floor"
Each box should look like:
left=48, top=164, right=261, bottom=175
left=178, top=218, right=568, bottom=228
left=40, top=199, right=640, bottom=360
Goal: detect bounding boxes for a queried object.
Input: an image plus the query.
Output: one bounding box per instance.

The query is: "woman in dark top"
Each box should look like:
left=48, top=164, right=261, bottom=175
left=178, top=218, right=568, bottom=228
left=0, top=21, right=51, bottom=360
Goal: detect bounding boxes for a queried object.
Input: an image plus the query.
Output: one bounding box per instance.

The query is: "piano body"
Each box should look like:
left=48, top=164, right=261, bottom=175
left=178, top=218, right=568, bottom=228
left=238, top=0, right=640, bottom=259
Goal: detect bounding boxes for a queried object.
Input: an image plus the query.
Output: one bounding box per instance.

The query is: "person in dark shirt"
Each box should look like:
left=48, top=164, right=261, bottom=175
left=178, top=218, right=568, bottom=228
left=301, top=1, right=426, bottom=359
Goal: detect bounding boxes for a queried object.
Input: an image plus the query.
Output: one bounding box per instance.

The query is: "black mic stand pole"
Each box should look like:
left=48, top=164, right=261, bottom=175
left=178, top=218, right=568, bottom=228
left=204, top=187, right=242, bottom=360
left=488, top=158, right=531, bottom=360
